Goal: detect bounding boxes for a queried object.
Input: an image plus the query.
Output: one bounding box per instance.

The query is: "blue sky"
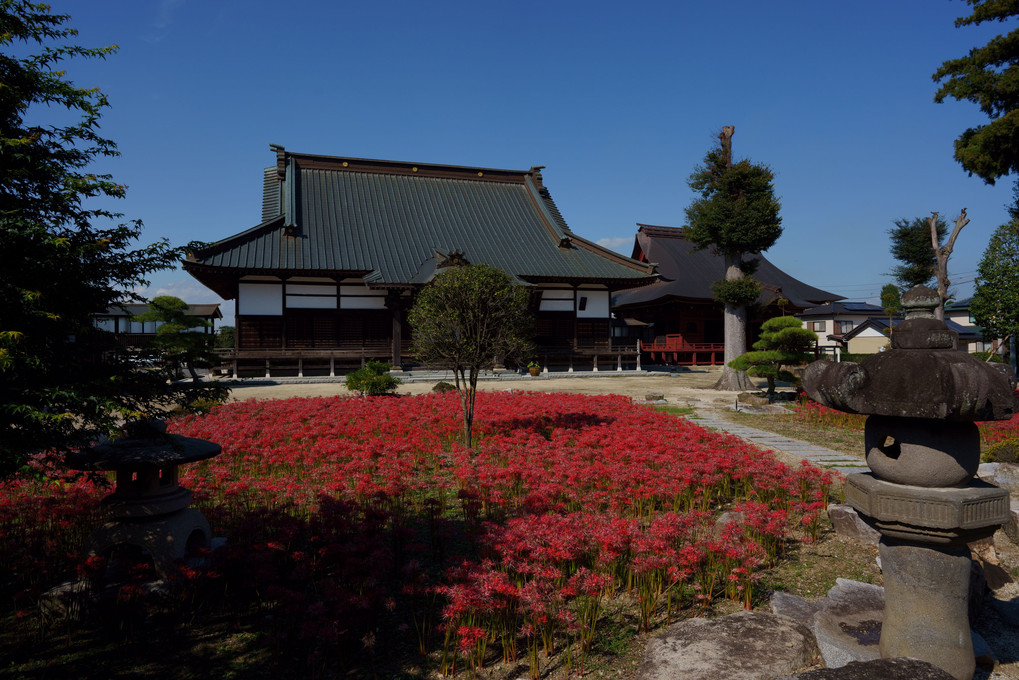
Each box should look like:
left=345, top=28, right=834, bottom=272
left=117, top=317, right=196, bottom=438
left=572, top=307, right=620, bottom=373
left=39, top=1, right=1017, bottom=326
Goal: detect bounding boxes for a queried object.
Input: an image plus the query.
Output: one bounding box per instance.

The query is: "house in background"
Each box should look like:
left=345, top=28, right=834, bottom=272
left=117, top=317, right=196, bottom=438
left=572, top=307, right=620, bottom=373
left=796, top=301, right=887, bottom=358
left=842, top=315, right=984, bottom=355
left=944, top=297, right=997, bottom=353
left=184, top=146, right=657, bottom=376
left=92, top=303, right=221, bottom=347
left=612, top=224, right=841, bottom=365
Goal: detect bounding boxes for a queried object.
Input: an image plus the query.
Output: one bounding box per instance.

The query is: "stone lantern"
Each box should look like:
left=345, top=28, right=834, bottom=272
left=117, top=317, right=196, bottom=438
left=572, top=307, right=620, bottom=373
left=802, top=285, right=1016, bottom=680
left=66, top=419, right=221, bottom=577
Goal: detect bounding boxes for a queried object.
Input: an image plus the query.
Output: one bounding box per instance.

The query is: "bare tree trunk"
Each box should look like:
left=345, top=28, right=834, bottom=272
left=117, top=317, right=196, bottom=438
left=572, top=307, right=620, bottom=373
left=713, top=254, right=754, bottom=391
left=720, top=126, right=734, bottom=169
left=928, top=209, right=969, bottom=321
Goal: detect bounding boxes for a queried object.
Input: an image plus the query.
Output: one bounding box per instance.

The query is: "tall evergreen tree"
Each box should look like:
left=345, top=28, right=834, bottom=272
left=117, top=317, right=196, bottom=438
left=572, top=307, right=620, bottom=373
left=0, top=2, right=202, bottom=475
left=684, top=126, right=782, bottom=391
left=933, top=1, right=1019, bottom=200
left=971, top=221, right=1019, bottom=362
left=887, top=216, right=946, bottom=289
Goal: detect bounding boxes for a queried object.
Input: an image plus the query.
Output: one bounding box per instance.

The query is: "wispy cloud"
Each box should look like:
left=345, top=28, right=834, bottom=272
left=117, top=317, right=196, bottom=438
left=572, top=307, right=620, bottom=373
left=141, top=0, right=185, bottom=42
left=154, top=0, right=185, bottom=29
left=595, top=237, right=633, bottom=255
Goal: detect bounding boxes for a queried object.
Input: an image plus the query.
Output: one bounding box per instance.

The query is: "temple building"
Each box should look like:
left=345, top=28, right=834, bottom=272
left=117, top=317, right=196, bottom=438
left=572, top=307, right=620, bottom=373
left=184, top=146, right=657, bottom=376
left=612, top=224, right=841, bottom=364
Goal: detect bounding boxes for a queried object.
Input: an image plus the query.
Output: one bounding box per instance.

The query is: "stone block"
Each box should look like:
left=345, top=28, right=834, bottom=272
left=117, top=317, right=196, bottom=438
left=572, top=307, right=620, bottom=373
left=827, top=504, right=880, bottom=544
left=811, top=579, right=885, bottom=669
left=635, top=610, right=818, bottom=680
left=845, top=473, right=1009, bottom=543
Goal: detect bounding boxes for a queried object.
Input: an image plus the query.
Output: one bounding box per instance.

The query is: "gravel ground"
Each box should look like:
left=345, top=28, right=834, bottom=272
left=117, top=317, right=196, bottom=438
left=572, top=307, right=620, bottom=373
left=225, top=366, right=748, bottom=406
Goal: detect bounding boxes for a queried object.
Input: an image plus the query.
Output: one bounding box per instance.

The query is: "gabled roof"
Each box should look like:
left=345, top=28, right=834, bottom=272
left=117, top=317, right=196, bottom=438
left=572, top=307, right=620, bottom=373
left=612, top=224, right=842, bottom=310
left=185, top=147, right=656, bottom=298
left=798, top=300, right=885, bottom=318
left=843, top=316, right=983, bottom=342
left=945, top=297, right=973, bottom=312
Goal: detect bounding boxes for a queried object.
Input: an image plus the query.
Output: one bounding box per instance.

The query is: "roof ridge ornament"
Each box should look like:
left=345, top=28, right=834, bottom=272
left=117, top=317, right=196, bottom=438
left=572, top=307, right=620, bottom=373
left=436, top=249, right=469, bottom=268
left=269, top=143, right=286, bottom=180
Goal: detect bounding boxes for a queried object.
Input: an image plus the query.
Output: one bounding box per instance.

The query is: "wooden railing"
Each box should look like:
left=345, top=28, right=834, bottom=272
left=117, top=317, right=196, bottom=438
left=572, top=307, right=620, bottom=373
left=641, top=335, right=724, bottom=366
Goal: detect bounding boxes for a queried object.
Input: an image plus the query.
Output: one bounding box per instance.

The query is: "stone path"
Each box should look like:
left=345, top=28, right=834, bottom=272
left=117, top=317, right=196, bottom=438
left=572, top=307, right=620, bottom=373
left=689, top=408, right=868, bottom=476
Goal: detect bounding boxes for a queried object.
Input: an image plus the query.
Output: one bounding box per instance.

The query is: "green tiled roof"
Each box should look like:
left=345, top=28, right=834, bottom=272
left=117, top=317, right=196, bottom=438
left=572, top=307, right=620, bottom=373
left=186, top=149, right=655, bottom=297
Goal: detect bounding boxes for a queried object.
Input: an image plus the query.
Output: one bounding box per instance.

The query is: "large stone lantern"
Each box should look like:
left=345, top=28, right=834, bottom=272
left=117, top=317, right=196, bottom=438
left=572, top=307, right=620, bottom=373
left=802, top=285, right=1016, bottom=680
left=66, top=419, right=221, bottom=577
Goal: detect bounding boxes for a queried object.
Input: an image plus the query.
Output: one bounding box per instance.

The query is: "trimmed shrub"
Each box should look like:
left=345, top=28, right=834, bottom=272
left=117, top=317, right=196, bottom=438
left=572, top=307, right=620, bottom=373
left=432, top=381, right=457, bottom=393
left=345, top=360, right=401, bottom=396
left=984, top=437, right=1019, bottom=463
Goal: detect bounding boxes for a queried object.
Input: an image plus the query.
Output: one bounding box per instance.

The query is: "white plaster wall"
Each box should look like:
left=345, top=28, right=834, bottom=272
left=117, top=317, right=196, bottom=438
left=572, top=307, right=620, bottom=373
left=287, top=296, right=337, bottom=309
left=239, top=283, right=283, bottom=315
left=576, top=290, right=609, bottom=318
left=339, top=285, right=387, bottom=310
left=539, top=288, right=574, bottom=312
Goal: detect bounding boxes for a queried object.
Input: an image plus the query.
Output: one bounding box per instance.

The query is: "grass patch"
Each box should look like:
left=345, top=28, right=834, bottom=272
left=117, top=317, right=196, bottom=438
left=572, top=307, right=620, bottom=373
left=652, top=404, right=695, bottom=417
left=718, top=407, right=866, bottom=459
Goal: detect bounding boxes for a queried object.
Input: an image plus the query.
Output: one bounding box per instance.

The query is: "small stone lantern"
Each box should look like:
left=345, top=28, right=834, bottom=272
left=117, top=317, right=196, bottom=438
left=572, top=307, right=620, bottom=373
left=802, top=285, right=1016, bottom=680
left=66, top=419, right=221, bottom=577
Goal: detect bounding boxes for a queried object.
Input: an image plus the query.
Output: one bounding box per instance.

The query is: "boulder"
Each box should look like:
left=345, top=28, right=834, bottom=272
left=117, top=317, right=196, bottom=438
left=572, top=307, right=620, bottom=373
left=977, top=462, right=999, bottom=481
left=774, top=657, right=955, bottom=679
left=970, top=536, right=1013, bottom=591
left=1005, top=499, right=1019, bottom=546
left=770, top=590, right=822, bottom=628
left=713, top=511, right=746, bottom=535
left=635, top=610, right=818, bottom=680
left=827, top=504, right=880, bottom=545
left=993, top=462, right=1019, bottom=494
left=736, top=393, right=770, bottom=406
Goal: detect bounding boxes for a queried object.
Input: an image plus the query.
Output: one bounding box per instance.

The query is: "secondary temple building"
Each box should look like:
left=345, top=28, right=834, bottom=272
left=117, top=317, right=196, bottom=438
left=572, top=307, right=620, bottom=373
left=184, top=146, right=657, bottom=375
left=612, top=224, right=841, bottom=364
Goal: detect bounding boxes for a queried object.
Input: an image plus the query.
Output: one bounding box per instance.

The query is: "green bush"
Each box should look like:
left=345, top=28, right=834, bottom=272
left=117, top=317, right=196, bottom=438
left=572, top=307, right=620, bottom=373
left=432, top=381, right=457, bottom=393
left=972, top=351, right=1004, bottom=363
left=345, top=361, right=401, bottom=396
left=984, top=438, right=1019, bottom=463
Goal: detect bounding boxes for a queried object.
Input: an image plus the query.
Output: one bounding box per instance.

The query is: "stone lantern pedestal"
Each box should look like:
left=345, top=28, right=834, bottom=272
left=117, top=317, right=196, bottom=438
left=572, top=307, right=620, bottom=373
left=845, top=473, right=1009, bottom=678
left=803, top=285, right=1018, bottom=680
left=67, top=419, right=221, bottom=577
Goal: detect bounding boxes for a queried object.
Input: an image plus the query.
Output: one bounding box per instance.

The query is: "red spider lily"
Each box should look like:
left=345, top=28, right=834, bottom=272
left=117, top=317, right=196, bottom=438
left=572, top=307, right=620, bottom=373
left=2, top=391, right=832, bottom=678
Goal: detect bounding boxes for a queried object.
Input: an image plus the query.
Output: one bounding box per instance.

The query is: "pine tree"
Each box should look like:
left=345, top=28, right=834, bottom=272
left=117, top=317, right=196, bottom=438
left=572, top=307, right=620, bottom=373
left=684, top=126, right=783, bottom=391
left=0, top=2, right=208, bottom=475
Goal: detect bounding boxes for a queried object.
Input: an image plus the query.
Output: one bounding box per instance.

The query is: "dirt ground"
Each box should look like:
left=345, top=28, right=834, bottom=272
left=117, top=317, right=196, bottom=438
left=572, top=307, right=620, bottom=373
left=226, top=366, right=753, bottom=407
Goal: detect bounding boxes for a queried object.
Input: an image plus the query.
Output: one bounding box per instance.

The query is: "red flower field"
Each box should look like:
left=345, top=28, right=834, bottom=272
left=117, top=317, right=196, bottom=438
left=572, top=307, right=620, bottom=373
left=1, top=391, right=833, bottom=678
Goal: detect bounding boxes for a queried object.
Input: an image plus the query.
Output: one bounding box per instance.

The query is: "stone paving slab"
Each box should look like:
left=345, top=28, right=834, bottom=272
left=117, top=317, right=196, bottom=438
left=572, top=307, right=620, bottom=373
left=690, top=408, right=865, bottom=475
